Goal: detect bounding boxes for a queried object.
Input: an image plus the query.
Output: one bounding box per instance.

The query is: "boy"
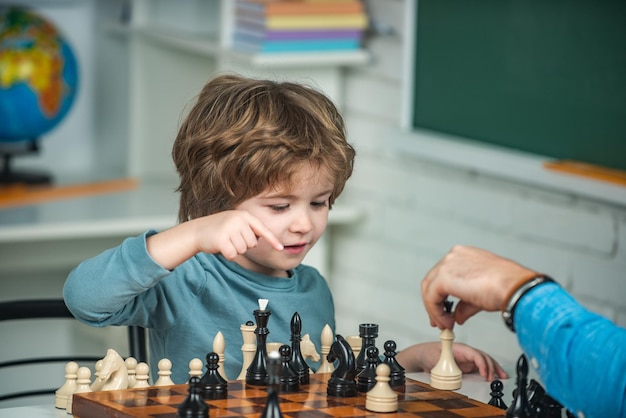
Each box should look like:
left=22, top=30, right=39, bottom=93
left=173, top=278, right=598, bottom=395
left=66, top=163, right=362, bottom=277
left=64, top=74, right=505, bottom=384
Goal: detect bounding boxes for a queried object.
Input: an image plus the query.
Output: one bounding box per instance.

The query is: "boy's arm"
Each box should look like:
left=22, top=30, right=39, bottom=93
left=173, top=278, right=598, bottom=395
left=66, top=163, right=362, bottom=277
left=64, top=210, right=282, bottom=326
left=63, top=230, right=173, bottom=326
left=146, top=212, right=283, bottom=270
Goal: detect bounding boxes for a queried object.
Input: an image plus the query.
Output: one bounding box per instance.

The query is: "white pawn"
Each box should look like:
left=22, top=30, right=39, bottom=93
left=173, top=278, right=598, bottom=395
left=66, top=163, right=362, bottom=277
left=429, top=328, right=462, bottom=390
left=133, top=362, right=151, bottom=388
left=154, top=358, right=175, bottom=386
left=125, top=357, right=138, bottom=388
left=316, top=324, right=335, bottom=374
left=213, top=331, right=228, bottom=380
left=237, top=321, right=256, bottom=380
left=365, top=363, right=398, bottom=413
left=90, top=359, right=104, bottom=391
left=67, top=366, right=92, bottom=414
left=55, top=361, right=78, bottom=409
left=188, top=358, right=203, bottom=382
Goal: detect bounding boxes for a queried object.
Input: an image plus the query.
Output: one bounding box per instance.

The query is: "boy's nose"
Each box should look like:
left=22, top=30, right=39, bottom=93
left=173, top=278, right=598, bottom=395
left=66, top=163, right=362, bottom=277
left=290, top=210, right=313, bottom=233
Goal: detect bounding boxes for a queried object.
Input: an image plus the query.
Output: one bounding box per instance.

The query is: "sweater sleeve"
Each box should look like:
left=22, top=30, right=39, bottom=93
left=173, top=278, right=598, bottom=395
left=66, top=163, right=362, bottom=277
left=514, top=283, right=626, bottom=418
left=63, top=230, right=172, bottom=326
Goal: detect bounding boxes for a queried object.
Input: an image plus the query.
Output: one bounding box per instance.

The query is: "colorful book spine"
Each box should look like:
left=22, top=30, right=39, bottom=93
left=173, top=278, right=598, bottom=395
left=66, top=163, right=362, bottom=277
left=236, top=1, right=364, bottom=15
left=236, top=14, right=368, bottom=30
left=234, top=36, right=361, bottom=53
left=233, top=0, right=368, bottom=54
left=236, top=27, right=363, bottom=41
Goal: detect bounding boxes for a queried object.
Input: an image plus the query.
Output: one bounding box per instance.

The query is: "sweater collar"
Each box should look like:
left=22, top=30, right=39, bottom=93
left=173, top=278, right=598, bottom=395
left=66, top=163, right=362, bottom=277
left=212, top=254, right=297, bottom=289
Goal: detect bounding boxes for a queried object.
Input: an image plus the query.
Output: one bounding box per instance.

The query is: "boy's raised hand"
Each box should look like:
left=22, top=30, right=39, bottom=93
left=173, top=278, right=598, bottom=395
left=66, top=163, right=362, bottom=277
left=195, top=210, right=283, bottom=260
left=146, top=211, right=283, bottom=270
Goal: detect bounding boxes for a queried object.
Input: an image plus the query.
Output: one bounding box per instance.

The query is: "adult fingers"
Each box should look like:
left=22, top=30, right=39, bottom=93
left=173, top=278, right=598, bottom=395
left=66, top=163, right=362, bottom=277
left=422, top=283, right=454, bottom=329
left=452, top=300, right=482, bottom=326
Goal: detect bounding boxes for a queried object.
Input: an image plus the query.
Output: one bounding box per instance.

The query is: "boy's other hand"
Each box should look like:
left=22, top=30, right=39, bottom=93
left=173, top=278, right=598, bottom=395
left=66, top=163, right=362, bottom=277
left=396, top=342, right=508, bottom=382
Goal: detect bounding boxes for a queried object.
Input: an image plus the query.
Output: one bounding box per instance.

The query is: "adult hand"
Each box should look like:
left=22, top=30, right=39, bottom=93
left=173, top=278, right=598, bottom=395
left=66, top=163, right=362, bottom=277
left=421, top=246, right=536, bottom=330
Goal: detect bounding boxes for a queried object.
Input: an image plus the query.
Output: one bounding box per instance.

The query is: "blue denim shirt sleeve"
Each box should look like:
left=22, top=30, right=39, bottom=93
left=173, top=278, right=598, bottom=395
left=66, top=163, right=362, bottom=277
left=514, top=282, right=626, bottom=418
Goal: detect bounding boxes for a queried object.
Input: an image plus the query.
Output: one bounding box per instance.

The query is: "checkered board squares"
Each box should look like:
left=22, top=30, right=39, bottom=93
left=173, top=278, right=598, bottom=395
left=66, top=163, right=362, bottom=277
left=72, top=373, right=505, bottom=417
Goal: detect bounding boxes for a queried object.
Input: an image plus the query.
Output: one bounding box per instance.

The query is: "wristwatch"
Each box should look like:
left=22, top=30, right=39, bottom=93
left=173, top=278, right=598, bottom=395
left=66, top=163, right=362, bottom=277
left=502, top=274, right=555, bottom=332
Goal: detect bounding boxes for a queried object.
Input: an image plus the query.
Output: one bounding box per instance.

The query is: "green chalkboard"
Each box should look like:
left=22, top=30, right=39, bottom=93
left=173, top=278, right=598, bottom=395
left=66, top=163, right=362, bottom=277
left=412, top=0, right=626, bottom=171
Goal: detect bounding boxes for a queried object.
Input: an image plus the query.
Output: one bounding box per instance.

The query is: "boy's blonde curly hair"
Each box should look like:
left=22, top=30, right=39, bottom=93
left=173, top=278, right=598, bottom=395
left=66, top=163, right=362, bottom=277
left=172, top=74, right=355, bottom=223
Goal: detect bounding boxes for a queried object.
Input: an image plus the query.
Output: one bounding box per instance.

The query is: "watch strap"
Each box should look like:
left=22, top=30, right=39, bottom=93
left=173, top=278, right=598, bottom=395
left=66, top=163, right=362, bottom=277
left=502, top=274, right=555, bottom=332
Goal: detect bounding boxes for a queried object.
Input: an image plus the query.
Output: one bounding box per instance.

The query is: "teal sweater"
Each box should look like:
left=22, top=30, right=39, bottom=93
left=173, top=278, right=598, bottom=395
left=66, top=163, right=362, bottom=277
left=63, top=230, right=335, bottom=384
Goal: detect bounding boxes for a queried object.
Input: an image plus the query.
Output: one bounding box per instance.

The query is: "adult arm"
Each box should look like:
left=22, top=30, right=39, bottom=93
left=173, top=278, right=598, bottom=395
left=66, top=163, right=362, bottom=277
left=420, top=245, right=626, bottom=417
left=515, top=283, right=626, bottom=418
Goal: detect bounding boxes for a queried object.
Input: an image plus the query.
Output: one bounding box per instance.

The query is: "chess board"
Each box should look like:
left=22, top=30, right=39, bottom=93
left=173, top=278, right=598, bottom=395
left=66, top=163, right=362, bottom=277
left=71, top=373, right=505, bottom=417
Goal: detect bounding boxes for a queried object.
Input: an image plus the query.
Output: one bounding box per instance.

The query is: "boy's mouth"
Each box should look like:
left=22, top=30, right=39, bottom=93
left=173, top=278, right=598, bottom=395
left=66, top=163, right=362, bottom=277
left=282, top=243, right=307, bottom=254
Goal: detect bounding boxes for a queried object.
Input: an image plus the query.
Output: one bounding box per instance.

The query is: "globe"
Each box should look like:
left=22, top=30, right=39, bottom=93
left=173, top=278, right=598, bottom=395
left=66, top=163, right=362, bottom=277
left=0, top=6, right=79, bottom=143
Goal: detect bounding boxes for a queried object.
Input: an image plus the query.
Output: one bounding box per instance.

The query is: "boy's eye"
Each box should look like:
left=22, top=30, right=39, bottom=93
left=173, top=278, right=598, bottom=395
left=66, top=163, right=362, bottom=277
left=270, top=205, right=289, bottom=212
left=311, top=200, right=328, bottom=208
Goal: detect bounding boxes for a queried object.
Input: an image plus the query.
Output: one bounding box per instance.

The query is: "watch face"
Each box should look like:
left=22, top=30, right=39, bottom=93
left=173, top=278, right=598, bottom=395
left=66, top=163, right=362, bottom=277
left=502, top=311, right=515, bottom=332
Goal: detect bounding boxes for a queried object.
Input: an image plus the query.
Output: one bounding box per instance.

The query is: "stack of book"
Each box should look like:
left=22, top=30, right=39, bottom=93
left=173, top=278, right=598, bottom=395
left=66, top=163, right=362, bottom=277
left=233, top=0, right=368, bottom=53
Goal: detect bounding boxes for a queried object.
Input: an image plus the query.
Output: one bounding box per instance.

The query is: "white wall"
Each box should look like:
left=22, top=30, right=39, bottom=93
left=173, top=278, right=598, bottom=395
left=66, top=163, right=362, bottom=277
left=329, top=0, right=626, bottom=367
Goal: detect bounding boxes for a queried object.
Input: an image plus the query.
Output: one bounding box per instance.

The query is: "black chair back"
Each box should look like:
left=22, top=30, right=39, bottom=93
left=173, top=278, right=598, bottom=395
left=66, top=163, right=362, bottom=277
left=0, top=299, right=147, bottom=402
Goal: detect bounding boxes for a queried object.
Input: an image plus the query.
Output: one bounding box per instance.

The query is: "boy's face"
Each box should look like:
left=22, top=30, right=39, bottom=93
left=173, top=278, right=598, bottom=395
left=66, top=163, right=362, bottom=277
left=233, top=163, right=333, bottom=277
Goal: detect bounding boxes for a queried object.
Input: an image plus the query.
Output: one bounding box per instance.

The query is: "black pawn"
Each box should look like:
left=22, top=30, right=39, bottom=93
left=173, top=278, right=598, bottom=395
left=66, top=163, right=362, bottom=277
left=260, top=352, right=284, bottom=418
left=357, top=345, right=380, bottom=392
left=177, top=376, right=209, bottom=418
left=278, top=345, right=300, bottom=392
left=355, top=323, right=378, bottom=375
left=382, top=340, right=405, bottom=388
left=507, top=355, right=532, bottom=418
left=289, top=312, right=310, bottom=384
left=488, top=379, right=508, bottom=410
left=200, top=352, right=228, bottom=399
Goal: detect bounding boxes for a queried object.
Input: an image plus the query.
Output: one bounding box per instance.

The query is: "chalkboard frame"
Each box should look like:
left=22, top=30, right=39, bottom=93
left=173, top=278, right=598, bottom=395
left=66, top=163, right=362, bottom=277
left=398, top=0, right=625, bottom=205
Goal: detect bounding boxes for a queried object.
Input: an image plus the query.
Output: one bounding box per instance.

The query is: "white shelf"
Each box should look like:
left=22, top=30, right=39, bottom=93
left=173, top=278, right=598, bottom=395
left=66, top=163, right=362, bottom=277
left=0, top=180, right=178, bottom=243
left=134, top=25, right=221, bottom=57
left=0, top=179, right=363, bottom=244
left=119, top=24, right=371, bottom=68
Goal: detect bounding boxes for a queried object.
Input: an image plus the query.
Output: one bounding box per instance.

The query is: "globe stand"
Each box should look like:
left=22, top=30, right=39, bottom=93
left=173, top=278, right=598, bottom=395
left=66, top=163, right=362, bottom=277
left=0, top=139, right=52, bottom=185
